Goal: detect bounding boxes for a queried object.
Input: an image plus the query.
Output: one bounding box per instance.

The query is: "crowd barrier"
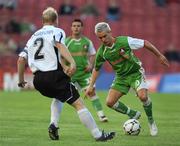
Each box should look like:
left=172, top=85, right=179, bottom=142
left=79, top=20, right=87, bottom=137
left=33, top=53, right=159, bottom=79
left=158, top=73, right=180, bottom=93
left=0, top=72, right=180, bottom=93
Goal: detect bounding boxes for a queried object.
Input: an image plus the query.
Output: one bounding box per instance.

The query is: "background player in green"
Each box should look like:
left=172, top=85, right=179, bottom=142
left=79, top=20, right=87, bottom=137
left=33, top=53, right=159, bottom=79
left=86, top=22, right=169, bottom=136
left=61, top=19, right=108, bottom=122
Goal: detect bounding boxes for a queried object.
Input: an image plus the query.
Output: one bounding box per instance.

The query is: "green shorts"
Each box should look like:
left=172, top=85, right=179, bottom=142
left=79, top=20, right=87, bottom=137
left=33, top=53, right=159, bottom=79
left=71, top=72, right=91, bottom=91
left=111, top=71, right=148, bottom=94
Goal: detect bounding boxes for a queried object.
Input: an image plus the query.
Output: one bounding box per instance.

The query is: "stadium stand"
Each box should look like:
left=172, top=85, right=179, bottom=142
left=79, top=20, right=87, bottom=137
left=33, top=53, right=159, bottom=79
left=0, top=0, right=180, bottom=75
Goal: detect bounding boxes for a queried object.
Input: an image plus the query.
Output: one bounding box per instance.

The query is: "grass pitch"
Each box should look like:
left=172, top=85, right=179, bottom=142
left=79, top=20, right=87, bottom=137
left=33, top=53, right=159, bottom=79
left=0, top=91, right=180, bottom=146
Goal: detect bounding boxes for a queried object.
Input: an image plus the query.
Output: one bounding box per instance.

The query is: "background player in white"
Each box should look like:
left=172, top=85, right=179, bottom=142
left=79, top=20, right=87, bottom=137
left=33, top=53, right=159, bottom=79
left=17, top=7, right=115, bottom=141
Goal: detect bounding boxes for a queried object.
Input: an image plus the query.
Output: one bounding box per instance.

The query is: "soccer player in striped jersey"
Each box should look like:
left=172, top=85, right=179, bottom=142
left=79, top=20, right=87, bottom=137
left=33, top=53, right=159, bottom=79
left=86, top=22, right=169, bottom=136
left=17, top=8, right=115, bottom=141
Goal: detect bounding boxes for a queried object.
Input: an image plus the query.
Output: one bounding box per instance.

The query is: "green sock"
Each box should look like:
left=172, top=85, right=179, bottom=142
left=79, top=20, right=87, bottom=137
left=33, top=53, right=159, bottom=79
left=112, top=101, right=137, bottom=117
left=92, top=98, right=103, bottom=111
left=143, top=101, right=154, bottom=124
left=128, top=109, right=138, bottom=118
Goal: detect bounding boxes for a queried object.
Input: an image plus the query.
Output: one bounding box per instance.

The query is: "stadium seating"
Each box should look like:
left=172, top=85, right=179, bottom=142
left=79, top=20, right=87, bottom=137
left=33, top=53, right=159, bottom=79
left=0, top=0, right=179, bottom=74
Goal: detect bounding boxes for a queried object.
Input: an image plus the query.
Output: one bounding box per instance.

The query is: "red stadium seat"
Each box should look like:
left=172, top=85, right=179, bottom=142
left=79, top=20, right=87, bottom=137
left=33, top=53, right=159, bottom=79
left=1, top=0, right=179, bottom=75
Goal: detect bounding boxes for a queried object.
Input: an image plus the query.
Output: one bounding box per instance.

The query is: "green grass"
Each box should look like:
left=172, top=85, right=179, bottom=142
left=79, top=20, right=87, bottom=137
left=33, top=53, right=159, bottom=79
left=0, top=91, right=180, bottom=146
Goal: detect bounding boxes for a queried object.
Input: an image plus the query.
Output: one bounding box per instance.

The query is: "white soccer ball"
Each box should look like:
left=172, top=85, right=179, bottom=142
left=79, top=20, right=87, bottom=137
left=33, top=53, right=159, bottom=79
left=123, top=119, right=141, bottom=135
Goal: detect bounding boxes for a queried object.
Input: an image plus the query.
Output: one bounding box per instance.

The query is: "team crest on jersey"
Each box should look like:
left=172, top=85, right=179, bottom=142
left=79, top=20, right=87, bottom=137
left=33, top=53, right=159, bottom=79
left=119, top=48, right=125, bottom=55
left=135, top=80, right=140, bottom=88
left=83, top=45, right=88, bottom=49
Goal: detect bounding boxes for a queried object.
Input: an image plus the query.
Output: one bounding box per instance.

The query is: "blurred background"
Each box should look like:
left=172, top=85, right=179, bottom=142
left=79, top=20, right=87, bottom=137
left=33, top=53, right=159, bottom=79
left=0, top=0, right=180, bottom=93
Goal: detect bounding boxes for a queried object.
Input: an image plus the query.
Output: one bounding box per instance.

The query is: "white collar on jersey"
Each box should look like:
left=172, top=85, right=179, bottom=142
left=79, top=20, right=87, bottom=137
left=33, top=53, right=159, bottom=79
left=73, top=38, right=81, bottom=41
left=42, top=25, right=55, bottom=29
left=108, top=43, right=115, bottom=49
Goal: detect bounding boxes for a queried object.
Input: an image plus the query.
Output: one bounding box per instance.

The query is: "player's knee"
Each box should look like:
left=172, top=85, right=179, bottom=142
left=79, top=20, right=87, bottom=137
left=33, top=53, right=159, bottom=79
left=137, top=89, right=148, bottom=102
left=106, top=100, right=114, bottom=108
left=138, top=93, right=148, bottom=102
left=88, top=92, right=96, bottom=97
left=71, top=98, right=85, bottom=110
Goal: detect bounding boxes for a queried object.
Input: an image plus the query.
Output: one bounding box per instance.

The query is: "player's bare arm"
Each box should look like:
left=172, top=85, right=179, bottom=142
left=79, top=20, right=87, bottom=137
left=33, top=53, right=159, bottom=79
left=60, top=57, right=67, bottom=70
left=84, top=54, right=95, bottom=72
left=60, top=56, right=69, bottom=76
left=144, top=40, right=170, bottom=67
left=17, top=57, right=27, bottom=88
left=56, top=43, right=76, bottom=76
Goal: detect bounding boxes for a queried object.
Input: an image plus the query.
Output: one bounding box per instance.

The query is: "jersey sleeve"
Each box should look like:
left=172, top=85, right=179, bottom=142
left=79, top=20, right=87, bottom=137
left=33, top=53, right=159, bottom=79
left=94, top=48, right=105, bottom=71
left=18, top=39, right=31, bottom=59
left=127, top=37, right=144, bottom=50
left=88, top=40, right=96, bottom=55
left=19, top=46, right=28, bottom=59
left=54, top=29, right=66, bottom=45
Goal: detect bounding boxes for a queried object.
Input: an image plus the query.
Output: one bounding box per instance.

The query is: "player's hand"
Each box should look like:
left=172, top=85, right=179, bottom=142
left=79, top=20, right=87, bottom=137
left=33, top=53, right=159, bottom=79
left=18, top=81, right=27, bottom=88
left=85, top=86, right=94, bottom=97
left=66, top=63, right=76, bottom=76
left=63, top=66, right=71, bottom=76
left=84, top=64, right=93, bottom=73
left=159, top=54, right=170, bottom=67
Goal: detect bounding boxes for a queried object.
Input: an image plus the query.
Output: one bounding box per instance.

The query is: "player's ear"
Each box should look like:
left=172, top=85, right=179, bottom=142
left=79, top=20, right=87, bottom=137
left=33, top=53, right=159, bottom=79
left=71, top=25, right=73, bottom=31
left=108, top=31, right=113, bottom=37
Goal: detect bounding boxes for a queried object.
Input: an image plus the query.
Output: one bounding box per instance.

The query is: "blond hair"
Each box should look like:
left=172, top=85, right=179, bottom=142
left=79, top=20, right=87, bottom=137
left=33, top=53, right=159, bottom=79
left=42, top=7, right=58, bottom=23
left=95, top=22, right=111, bottom=34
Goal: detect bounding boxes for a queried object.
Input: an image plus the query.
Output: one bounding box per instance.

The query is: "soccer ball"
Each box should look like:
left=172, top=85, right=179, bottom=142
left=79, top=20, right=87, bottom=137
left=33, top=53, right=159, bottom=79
left=123, top=119, right=141, bottom=135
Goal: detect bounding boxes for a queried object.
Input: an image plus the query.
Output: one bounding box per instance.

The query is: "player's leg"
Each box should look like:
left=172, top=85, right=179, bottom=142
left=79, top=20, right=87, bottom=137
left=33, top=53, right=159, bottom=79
left=133, top=69, right=158, bottom=136
left=48, top=98, right=63, bottom=140
left=78, top=76, right=108, bottom=122
left=33, top=72, right=62, bottom=140
left=34, top=70, right=115, bottom=141
left=68, top=84, right=115, bottom=141
left=106, top=88, right=141, bottom=119
left=136, top=88, right=158, bottom=136
left=83, top=87, right=108, bottom=122
left=50, top=98, right=63, bottom=127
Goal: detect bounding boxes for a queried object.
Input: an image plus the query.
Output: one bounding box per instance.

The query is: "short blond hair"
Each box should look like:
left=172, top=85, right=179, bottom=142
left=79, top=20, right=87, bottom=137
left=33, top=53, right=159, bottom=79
left=95, top=22, right=111, bottom=34
left=42, top=7, right=58, bottom=23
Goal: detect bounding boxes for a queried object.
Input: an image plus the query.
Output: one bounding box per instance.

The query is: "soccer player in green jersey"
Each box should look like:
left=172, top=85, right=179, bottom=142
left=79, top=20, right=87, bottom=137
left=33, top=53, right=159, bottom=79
left=86, top=22, right=169, bottom=136
left=60, top=19, right=108, bottom=122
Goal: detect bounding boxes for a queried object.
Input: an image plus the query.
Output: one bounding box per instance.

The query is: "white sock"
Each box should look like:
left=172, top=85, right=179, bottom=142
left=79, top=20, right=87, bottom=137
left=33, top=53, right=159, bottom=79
left=77, top=108, right=102, bottom=138
left=97, top=110, right=105, bottom=117
left=126, top=107, right=131, bottom=115
left=50, top=98, right=63, bottom=127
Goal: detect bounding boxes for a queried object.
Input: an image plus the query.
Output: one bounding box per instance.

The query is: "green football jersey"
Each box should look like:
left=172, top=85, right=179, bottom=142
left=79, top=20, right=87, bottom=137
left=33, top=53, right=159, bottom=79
left=65, top=36, right=95, bottom=79
left=95, top=36, right=143, bottom=77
